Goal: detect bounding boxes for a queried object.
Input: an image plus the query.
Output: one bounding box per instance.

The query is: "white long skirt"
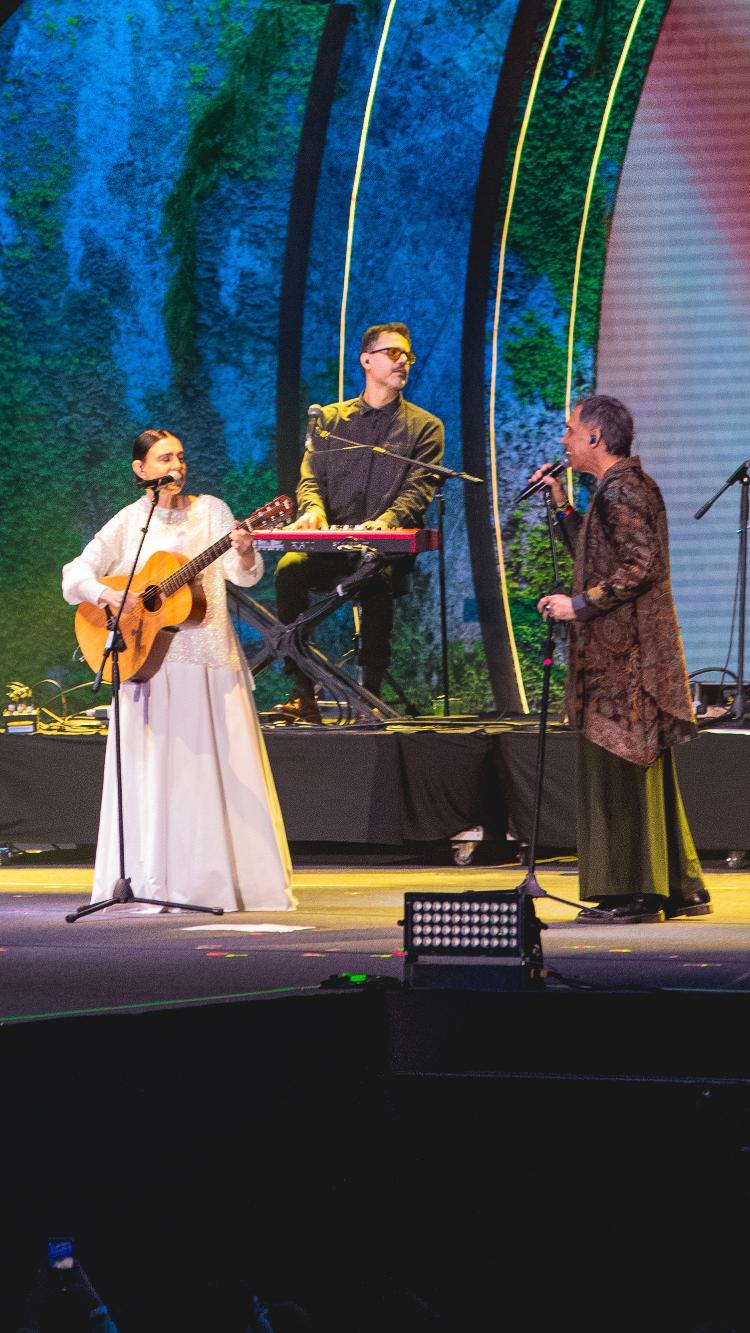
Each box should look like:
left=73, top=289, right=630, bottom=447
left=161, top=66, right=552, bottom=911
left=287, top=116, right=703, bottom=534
left=92, top=661, right=294, bottom=911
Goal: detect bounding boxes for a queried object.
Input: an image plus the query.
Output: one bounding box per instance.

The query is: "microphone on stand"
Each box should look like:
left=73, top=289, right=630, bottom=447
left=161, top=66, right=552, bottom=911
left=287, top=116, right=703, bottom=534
left=304, top=404, right=324, bottom=451
left=134, top=474, right=180, bottom=490
left=513, top=457, right=568, bottom=506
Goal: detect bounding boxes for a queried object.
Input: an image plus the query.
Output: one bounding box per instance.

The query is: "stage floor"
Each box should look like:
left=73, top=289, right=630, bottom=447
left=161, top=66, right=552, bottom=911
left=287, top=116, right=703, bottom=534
left=3, top=861, right=750, bottom=1021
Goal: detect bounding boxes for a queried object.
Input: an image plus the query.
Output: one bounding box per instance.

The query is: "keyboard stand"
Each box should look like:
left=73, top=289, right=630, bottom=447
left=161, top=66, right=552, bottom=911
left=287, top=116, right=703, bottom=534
left=226, top=549, right=400, bottom=724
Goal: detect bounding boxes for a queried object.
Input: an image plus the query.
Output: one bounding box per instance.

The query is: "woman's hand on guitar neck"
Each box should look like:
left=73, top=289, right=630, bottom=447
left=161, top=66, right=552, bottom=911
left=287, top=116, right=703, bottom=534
left=98, top=588, right=139, bottom=615
left=230, top=521, right=257, bottom=569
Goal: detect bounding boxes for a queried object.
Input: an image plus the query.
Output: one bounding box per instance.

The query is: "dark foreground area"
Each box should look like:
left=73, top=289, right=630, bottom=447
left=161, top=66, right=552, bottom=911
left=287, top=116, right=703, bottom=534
left=3, top=870, right=750, bottom=1332
left=3, top=982, right=750, bottom=1332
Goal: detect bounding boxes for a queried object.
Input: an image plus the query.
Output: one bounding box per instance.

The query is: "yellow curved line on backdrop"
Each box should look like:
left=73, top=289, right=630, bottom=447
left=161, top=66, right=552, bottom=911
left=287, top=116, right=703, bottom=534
left=488, top=0, right=565, bottom=714
left=339, top=0, right=398, bottom=401
left=565, top=0, right=650, bottom=420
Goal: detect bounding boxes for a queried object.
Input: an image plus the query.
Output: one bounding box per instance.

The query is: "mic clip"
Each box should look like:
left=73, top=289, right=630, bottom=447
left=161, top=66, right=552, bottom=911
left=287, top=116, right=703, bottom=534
left=135, top=474, right=178, bottom=490
left=304, top=404, right=324, bottom=452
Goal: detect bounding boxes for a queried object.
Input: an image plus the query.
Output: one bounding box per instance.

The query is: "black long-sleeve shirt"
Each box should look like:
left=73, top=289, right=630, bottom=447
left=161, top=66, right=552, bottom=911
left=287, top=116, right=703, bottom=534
left=296, top=394, right=445, bottom=528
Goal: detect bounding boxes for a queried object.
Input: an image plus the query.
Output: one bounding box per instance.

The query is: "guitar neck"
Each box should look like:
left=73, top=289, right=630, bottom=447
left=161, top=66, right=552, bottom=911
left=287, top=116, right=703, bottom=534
left=148, top=494, right=292, bottom=598
left=157, top=525, right=246, bottom=599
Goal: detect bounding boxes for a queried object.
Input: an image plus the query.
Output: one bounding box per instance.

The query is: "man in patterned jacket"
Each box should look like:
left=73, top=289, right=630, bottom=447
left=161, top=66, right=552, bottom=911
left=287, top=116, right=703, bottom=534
left=531, top=395, right=710, bottom=924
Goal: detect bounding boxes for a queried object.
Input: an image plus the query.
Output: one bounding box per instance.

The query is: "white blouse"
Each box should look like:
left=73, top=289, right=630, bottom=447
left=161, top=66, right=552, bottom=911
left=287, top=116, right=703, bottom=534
left=62, top=494, right=262, bottom=671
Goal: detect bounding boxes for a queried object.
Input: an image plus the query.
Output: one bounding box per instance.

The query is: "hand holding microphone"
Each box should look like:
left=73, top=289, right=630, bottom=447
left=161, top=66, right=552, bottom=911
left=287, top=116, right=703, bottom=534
left=537, top=592, right=575, bottom=622
left=514, top=457, right=568, bottom=507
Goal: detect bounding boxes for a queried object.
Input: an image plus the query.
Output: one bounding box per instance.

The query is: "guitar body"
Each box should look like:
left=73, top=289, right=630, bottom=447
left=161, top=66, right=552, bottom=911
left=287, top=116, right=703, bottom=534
left=73, top=492, right=293, bottom=686
left=75, top=550, right=207, bottom=685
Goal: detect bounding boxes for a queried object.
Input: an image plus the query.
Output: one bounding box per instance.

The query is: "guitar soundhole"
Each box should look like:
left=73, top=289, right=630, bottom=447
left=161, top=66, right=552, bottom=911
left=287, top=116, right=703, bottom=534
left=142, top=584, right=162, bottom=613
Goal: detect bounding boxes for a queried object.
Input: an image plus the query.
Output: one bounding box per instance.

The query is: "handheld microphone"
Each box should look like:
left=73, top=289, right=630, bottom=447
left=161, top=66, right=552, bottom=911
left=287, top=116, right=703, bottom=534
left=135, top=473, right=180, bottom=490
left=304, top=404, right=324, bottom=452
left=513, top=457, right=568, bottom=506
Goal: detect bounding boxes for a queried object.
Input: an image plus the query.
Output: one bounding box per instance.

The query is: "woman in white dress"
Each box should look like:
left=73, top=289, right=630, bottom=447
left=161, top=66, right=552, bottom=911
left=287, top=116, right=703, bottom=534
left=62, top=429, right=295, bottom=912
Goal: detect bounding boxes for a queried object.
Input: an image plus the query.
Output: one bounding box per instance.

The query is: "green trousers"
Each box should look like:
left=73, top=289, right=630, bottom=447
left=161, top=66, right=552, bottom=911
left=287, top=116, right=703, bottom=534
left=576, top=734, right=705, bottom=903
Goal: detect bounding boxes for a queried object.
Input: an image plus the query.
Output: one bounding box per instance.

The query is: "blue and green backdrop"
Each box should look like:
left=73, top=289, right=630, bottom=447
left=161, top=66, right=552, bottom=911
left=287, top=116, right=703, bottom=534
left=2, top=0, right=744, bottom=719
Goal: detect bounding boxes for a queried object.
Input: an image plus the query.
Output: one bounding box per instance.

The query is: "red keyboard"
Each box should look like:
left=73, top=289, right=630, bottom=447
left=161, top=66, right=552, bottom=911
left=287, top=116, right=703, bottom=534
left=252, top=528, right=440, bottom=555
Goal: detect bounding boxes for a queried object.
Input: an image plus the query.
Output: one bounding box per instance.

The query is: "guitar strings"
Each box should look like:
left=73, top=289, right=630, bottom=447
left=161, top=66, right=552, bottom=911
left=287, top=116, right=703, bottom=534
left=111, top=500, right=292, bottom=611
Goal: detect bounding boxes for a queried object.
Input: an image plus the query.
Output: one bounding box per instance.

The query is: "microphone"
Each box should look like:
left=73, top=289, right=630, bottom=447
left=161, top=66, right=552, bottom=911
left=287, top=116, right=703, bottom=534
left=304, top=404, right=324, bottom=452
left=135, top=473, right=180, bottom=490
left=513, top=457, right=568, bottom=506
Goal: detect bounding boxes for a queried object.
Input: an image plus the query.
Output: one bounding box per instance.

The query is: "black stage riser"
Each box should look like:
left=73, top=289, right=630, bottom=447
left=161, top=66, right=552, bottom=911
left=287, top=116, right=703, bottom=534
left=1, top=727, right=748, bottom=853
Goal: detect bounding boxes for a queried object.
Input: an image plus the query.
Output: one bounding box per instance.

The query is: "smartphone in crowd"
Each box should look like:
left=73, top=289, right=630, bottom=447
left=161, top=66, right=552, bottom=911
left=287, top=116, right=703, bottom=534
left=47, top=1236, right=74, bottom=1267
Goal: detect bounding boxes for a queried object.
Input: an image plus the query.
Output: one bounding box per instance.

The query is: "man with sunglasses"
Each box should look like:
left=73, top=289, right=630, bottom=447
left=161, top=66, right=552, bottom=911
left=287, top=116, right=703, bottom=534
left=273, top=322, right=445, bottom=723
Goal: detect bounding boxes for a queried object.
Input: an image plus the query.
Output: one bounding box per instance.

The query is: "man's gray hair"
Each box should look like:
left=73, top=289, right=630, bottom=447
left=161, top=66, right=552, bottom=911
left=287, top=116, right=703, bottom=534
left=577, top=395, right=634, bottom=458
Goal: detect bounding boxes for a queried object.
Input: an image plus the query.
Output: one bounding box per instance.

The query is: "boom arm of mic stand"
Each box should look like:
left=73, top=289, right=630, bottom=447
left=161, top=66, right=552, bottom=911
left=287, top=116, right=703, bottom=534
left=308, top=432, right=484, bottom=717
left=695, top=458, right=750, bottom=520
left=312, top=433, right=485, bottom=485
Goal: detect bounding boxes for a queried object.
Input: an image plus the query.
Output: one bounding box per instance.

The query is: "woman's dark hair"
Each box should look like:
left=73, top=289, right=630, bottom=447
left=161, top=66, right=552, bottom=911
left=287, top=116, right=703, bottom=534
left=132, top=428, right=175, bottom=462
left=576, top=395, right=634, bottom=458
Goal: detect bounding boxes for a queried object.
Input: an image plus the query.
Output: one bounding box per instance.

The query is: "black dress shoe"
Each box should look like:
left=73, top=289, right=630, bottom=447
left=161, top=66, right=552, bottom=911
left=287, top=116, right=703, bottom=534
left=576, top=895, right=665, bottom=924
left=608, top=896, right=666, bottom=923
left=664, top=888, right=712, bottom=919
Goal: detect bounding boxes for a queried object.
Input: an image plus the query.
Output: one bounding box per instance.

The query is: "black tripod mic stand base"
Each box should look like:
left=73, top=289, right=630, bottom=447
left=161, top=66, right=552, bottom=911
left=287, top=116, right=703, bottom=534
left=65, top=877, right=224, bottom=923
left=515, top=868, right=611, bottom=917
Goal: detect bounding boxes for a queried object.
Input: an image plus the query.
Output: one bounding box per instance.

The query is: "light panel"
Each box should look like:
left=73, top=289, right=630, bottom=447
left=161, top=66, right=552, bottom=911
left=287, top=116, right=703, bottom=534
left=405, top=892, right=521, bottom=957
left=403, top=889, right=547, bottom=992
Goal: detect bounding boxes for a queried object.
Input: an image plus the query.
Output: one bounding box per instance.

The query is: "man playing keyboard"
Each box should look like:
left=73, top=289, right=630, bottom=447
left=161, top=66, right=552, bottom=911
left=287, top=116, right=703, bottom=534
left=273, top=321, right=445, bottom=723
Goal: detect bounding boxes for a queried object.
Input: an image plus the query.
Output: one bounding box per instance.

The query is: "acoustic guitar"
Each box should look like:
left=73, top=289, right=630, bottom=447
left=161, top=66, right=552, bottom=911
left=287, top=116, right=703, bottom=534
left=75, top=493, right=293, bottom=685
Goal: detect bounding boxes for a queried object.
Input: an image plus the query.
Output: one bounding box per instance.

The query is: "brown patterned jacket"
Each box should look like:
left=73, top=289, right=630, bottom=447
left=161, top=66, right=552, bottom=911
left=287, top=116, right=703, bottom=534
left=559, top=456, right=696, bottom=766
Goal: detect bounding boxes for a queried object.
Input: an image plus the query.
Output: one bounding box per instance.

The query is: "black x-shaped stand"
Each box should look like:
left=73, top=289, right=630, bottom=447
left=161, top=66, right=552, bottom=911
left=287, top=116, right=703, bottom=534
left=227, top=550, right=400, bottom=724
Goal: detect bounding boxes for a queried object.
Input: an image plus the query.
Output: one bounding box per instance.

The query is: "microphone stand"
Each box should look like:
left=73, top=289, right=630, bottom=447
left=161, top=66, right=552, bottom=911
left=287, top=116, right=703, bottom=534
left=66, top=486, right=224, bottom=923
left=514, top=490, right=610, bottom=918
left=694, top=459, right=750, bottom=726
left=310, top=432, right=483, bottom=716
